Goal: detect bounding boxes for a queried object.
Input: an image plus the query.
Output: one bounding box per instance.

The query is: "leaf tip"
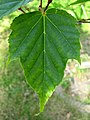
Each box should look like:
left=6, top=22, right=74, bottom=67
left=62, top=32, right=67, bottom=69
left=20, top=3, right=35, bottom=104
left=39, top=99, right=45, bottom=113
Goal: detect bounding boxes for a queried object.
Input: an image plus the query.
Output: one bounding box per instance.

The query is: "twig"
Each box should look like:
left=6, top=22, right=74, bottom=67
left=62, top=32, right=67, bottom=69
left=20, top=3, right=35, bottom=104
left=77, top=19, right=90, bottom=24
left=39, top=0, right=42, bottom=11
left=44, top=0, right=53, bottom=12
left=18, top=8, right=25, bottom=14
left=39, top=0, right=42, bottom=8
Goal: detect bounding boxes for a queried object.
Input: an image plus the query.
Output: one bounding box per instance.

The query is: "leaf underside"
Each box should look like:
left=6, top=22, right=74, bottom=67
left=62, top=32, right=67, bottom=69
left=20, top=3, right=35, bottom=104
left=0, top=0, right=32, bottom=19
left=9, top=8, right=80, bottom=112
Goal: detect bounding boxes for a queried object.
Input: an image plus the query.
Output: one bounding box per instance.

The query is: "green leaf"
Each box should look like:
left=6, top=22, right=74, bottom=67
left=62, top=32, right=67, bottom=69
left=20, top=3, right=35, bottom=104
left=0, top=0, right=32, bottom=19
left=8, top=8, right=81, bottom=112
left=70, top=0, right=90, bottom=5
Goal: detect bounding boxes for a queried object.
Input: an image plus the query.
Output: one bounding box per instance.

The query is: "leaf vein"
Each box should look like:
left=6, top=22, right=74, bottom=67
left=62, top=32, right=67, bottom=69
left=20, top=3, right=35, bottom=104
left=46, top=16, right=77, bottom=57
left=12, top=16, right=42, bottom=56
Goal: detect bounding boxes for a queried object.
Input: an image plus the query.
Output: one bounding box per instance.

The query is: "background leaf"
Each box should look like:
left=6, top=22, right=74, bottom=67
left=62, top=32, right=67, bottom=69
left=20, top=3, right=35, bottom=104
left=9, top=8, right=80, bottom=112
left=0, top=0, right=32, bottom=19
left=70, top=0, right=90, bottom=5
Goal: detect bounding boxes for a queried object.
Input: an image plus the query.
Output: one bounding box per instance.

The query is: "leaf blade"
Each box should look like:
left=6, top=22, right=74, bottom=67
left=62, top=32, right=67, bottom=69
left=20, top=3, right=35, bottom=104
left=0, top=0, right=32, bottom=19
left=9, top=8, right=81, bottom=112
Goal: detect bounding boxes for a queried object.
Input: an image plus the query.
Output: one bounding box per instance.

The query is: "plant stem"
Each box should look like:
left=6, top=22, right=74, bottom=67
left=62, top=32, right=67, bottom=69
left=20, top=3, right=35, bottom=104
left=39, top=0, right=42, bottom=11
left=18, top=8, right=25, bottom=14
left=44, top=0, right=53, bottom=12
left=39, top=0, right=42, bottom=8
left=77, top=18, right=90, bottom=24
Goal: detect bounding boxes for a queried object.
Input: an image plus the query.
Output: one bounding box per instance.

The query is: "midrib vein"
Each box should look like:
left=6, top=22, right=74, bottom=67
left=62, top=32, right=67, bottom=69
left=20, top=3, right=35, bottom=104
left=43, top=15, right=46, bottom=79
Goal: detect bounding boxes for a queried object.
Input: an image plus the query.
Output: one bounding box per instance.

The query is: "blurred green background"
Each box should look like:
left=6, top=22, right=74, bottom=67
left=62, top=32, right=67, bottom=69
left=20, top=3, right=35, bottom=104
left=0, top=0, right=90, bottom=120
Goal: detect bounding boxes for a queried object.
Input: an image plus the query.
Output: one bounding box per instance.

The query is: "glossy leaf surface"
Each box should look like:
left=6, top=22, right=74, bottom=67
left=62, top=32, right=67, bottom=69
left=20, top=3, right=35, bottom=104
left=9, top=8, right=80, bottom=112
